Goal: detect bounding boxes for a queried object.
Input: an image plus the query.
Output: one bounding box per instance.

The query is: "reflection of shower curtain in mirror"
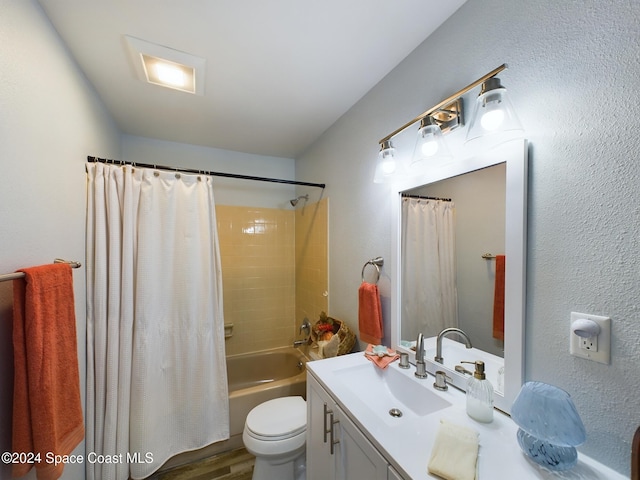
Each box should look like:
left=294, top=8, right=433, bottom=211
left=401, top=198, right=457, bottom=341
left=85, top=163, right=229, bottom=480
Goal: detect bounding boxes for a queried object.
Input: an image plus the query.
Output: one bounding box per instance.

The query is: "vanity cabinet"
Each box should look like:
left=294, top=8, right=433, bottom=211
left=307, top=352, right=627, bottom=480
left=307, top=373, right=393, bottom=480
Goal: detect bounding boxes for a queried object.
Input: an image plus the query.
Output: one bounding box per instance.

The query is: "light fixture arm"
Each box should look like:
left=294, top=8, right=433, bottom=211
left=378, top=63, right=508, bottom=145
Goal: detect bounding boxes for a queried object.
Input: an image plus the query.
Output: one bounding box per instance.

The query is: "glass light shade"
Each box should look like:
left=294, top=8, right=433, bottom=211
left=374, top=140, right=399, bottom=183
left=407, top=117, right=452, bottom=175
left=465, top=77, right=523, bottom=143
left=511, top=382, right=586, bottom=471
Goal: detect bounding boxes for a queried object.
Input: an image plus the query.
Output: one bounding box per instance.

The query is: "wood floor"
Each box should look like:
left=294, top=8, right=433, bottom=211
left=150, top=448, right=255, bottom=480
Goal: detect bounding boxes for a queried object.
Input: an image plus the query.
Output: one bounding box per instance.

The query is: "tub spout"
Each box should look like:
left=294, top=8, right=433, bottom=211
left=293, top=339, right=308, bottom=347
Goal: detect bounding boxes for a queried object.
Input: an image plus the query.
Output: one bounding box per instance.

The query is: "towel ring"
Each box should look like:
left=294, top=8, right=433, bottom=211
left=361, top=257, right=384, bottom=284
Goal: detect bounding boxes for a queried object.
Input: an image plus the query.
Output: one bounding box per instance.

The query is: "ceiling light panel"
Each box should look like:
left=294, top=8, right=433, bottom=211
left=125, top=35, right=205, bottom=95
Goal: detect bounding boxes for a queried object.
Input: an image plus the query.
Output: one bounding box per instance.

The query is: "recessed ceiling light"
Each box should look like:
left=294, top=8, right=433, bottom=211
left=141, top=54, right=194, bottom=92
left=125, top=35, right=205, bottom=95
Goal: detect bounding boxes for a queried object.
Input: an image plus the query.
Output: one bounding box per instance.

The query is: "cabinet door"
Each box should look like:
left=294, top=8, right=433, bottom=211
left=388, top=465, right=406, bottom=480
left=307, top=375, right=337, bottom=480
left=335, top=406, right=388, bottom=480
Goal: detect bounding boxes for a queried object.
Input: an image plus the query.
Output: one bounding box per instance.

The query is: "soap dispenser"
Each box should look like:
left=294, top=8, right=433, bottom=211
left=461, top=360, right=494, bottom=423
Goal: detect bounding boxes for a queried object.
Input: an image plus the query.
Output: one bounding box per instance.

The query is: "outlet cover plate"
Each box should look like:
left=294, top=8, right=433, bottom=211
left=569, top=312, right=611, bottom=364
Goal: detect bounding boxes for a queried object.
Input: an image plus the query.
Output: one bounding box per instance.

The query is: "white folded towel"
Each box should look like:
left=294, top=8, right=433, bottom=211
left=427, top=419, right=479, bottom=480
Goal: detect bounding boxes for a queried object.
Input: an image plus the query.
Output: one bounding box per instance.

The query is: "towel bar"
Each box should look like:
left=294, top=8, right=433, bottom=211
left=0, top=259, right=82, bottom=283
left=361, top=257, right=384, bottom=284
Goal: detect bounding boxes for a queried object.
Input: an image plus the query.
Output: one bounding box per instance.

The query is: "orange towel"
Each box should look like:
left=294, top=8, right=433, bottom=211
left=492, top=255, right=505, bottom=341
left=358, top=282, right=383, bottom=345
left=364, top=344, right=399, bottom=369
left=12, top=264, right=84, bottom=480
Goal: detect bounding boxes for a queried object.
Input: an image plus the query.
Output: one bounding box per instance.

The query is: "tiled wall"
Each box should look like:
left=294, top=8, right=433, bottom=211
left=217, top=200, right=327, bottom=356
left=295, top=198, right=329, bottom=331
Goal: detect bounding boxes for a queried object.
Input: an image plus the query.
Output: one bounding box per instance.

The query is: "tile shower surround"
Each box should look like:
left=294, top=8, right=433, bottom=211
left=217, top=200, right=328, bottom=356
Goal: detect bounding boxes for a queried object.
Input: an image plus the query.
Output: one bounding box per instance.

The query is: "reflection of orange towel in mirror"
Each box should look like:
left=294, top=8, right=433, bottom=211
left=493, top=255, right=505, bottom=341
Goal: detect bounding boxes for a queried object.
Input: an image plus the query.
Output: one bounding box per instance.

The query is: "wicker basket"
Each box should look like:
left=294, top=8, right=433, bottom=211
left=310, top=312, right=356, bottom=356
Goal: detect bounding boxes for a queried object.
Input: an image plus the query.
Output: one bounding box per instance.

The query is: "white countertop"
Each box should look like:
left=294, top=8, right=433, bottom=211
left=307, top=352, right=625, bottom=480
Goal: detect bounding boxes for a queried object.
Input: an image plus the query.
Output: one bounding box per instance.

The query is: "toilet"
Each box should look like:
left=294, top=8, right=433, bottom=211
left=243, top=396, right=307, bottom=480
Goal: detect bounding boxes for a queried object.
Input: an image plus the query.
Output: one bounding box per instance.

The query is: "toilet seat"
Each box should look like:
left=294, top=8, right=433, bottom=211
left=245, top=396, right=306, bottom=441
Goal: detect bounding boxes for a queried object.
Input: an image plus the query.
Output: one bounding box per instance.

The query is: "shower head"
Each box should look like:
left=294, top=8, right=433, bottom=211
left=290, top=194, right=309, bottom=207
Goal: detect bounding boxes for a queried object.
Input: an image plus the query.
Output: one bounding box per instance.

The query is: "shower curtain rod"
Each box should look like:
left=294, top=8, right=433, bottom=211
left=401, top=194, right=452, bottom=202
left=0, top=259, right=82, bottom=283
left=87, top=156, right=326, bottom=189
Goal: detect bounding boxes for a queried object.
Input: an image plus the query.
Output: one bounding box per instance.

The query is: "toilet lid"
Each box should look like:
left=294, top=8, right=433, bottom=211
left=246, top=396, right=306, bottom=439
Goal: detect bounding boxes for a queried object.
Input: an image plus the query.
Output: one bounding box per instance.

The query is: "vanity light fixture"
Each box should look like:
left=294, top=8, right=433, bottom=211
left=376, top=64, right=521, bottom=183
left=373, top=140, right=400, bottom=183
left=408, top=115, right=453, bottom=174
left=465, top=76, right=523, bottom=143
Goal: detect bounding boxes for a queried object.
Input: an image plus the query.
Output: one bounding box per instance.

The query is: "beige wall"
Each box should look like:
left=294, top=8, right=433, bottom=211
left=295, top=198, right=329, bottom=331
left=218, top=200, right=328, bottom=356
left=217, top=206, right=295, bottom=355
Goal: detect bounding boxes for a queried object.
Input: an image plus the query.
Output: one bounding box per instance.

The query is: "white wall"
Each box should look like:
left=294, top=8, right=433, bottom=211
left=122, top=135, right=300, bottom=209
left=297, top=0, right=640, bottom=475
left=0, top=1, right=120, bottom=479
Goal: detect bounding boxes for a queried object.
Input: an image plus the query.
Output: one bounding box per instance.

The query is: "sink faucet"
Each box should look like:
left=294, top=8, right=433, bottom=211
left=435, top=328, right=472, bottom=364
left=415, top=333, right=428, bottom=378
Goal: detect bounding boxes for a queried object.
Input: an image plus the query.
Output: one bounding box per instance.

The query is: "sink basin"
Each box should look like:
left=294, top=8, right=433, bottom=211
left=333, top=363, right=451, bottom=421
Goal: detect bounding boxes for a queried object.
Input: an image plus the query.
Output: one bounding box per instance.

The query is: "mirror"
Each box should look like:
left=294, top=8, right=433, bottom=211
left=400, top=162, right=506, bottom=357
left=391, top=139, right=528, bottom=413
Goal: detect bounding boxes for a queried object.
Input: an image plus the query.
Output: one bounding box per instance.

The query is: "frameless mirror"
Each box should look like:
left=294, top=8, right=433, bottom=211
left=391, top=139, right=528, bottom=413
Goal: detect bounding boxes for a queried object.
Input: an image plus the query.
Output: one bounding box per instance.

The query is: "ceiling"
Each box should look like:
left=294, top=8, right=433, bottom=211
left=37, top=0, right=466, bottom=159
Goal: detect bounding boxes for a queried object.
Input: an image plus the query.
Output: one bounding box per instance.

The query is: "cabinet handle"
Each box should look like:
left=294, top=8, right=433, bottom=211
left=323, top=403, right=331, bottom=443
left=329, top=412, right=340, bottom=455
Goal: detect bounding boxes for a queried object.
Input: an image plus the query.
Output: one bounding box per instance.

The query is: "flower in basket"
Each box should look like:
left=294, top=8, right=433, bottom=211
left=314, top=312, right=338, bottom=341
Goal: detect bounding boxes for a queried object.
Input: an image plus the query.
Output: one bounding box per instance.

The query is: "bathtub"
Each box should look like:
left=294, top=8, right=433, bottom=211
left=159, top=345, right=310, bottom=472
left=227, top=346, right=309, bottom=437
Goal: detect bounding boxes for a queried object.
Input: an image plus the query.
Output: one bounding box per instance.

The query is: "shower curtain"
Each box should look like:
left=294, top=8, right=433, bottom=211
left=401, top=198, right=457, bottom=341
left=85, top=163, right=229, bottom=480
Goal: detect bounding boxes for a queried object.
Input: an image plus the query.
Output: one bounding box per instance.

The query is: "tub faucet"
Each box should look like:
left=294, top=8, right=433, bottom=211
left=415, top=333, right=427, bottom=379
left=435, top=327, right=472, bottom=364
left=299, top=318, right=311, bottom=336
left=294, top=318, right=311, bottom=348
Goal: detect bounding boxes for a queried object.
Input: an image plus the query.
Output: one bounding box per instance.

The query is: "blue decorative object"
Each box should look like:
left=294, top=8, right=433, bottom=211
left=511, top=381, right=586, bottom=471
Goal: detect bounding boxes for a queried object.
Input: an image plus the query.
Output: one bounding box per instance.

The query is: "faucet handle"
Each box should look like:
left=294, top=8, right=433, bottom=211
left=433, top=370, right=451, bottom=391
left=300, top=318, right=311, bottom=335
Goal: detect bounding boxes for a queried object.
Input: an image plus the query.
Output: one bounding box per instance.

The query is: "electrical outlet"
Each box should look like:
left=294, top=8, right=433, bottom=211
left=569, top=312, right=611, bottom=364
left=580, top=335, right=597, bottom=352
